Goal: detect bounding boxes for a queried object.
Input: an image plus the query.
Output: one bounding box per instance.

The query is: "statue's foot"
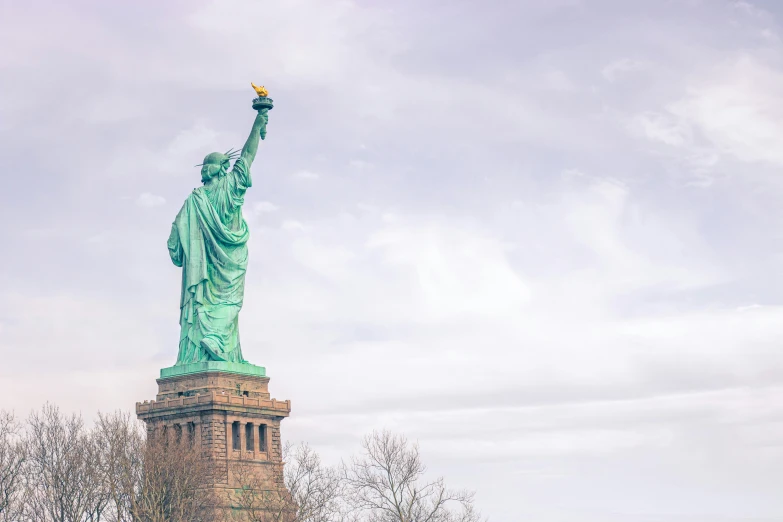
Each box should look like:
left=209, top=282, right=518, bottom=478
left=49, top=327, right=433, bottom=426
left=200, top=338, right=227, bottom=361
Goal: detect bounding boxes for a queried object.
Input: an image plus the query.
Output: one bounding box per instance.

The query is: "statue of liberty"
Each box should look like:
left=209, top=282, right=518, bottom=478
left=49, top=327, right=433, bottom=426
left=166, top=85, right=271, bottom=368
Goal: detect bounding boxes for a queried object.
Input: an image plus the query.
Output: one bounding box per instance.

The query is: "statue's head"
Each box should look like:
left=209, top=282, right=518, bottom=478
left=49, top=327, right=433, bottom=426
left=198, top=149, right=240, bottom=183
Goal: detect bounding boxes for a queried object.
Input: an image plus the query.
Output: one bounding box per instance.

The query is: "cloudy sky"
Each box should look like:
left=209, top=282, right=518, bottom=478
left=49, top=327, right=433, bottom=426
left=2, top=0, right=783, bottom=520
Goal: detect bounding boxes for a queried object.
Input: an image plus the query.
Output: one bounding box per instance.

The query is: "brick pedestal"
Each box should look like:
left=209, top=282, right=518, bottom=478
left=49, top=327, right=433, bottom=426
left=136, top=371, right=291, bottom=515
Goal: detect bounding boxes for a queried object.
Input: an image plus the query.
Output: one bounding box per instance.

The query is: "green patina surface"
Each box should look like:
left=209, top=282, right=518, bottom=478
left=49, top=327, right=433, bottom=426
left=160, top=361, right=266, bottom=378
left=164, top=97, right=273, bottom=375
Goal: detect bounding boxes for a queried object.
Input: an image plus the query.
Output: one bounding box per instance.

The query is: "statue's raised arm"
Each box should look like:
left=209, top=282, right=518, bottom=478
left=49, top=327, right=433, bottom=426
left=239, top=108, right=268, bottom=168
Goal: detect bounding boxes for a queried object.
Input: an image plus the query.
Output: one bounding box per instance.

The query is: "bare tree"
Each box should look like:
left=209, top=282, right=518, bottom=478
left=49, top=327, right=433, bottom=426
left=126, top=431, right=219, bottom=522
left=83, top=428, right=112, bottom=522
left=93, top=411, right=146, bottom=522
left=0, top=411, right=25, bottom=522
left=19, top=406, right=218, bottom=522
left=230, top=442, right=346, bottom=522
left=343, top=431, right=484, bottom=522
left=283, top=443, right=346, bottom=522
left=22, top=404, right=106, bottom=522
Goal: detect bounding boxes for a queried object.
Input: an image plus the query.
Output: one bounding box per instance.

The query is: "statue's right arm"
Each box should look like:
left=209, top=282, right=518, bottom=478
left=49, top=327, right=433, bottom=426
left=239, top=109, right=268, bottom=168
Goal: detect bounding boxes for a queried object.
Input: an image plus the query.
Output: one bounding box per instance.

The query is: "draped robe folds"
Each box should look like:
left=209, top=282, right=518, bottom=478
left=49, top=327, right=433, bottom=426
left=167, top=158, right=252, bottom=364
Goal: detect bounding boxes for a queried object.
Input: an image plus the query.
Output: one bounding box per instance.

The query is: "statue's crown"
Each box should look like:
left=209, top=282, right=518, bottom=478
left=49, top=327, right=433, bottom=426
left=202, top=152, right=229, bottom=166
left=196, top=148, right=241, bottom=168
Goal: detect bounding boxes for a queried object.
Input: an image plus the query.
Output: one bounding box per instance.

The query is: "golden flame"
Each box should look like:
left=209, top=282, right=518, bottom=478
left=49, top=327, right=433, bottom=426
left=251, top=82, right=269, bottom=97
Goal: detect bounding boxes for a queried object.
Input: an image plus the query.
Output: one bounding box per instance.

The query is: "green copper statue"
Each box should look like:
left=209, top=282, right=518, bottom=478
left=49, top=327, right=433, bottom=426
left=165, top=84, right=272, bottom=373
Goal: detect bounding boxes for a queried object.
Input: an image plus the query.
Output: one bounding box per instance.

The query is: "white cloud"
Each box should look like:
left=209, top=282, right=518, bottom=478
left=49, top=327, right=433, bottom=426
left=367, top=220, right=531, bottom=320
left=86, top=231, right=111, bottom=244
left=732, top=1, right=768, bottom=18
left=541, top=69, right=575, bottom=91
left=135, top=192, right=166, bottom=207
left=348, top=159, right=372, bottom=169
left=761, top=28, right=779, bottom=43
left=290, top=238, right=355, bottom=277
left=561, top=167, right=586, bottom=179
left=292, top=170, right=320, bottom=180
left=632, top=111, right=692, bottom=147
left=160, top=122, right=223, bottom=174
left=632, top=56, right=783, bottom=170
left=253, top=201, right=279, bottom=213
left=602, top=58, right=647, bottom=82
left=106, top=122, right=228, bottom=181
left=281, top=220, right=307, bottom=231
left=670, top=56, right=783, bottom=166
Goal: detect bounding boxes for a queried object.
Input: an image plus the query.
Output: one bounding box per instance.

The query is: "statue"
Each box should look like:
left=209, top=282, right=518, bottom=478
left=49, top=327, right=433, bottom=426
left=165, top=84, right=273, bottom=373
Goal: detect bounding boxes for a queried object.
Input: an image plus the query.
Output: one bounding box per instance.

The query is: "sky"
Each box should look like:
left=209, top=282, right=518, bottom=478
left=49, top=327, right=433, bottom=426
left=2, top=0, right=783, bottom=520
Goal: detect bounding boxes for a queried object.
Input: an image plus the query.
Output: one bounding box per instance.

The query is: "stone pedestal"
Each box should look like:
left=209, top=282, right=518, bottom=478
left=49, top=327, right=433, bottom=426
left=136, top=371, right=291, bottom=515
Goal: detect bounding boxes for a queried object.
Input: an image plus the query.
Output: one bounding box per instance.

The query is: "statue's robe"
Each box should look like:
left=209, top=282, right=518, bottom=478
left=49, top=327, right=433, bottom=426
left=167, top=158, right=251, bottom=364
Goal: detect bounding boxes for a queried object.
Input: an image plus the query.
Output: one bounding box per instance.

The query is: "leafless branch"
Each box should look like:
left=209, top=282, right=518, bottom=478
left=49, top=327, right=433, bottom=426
left=343, top=431, right=485, bottom=522
left=22, top=403, right=104, bottom=522
left=230, top=441, right=347, bottom=522
left=0, top=410, right=25, bottom=522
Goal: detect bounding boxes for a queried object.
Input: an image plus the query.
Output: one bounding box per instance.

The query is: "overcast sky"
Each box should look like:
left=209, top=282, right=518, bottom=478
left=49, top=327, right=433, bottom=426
left=2, top=0, right=783, bottom=520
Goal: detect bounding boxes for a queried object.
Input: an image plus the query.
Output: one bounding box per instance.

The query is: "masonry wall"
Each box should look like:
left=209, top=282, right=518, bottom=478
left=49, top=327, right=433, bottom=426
left=136, top=372, right=291, bottom=516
